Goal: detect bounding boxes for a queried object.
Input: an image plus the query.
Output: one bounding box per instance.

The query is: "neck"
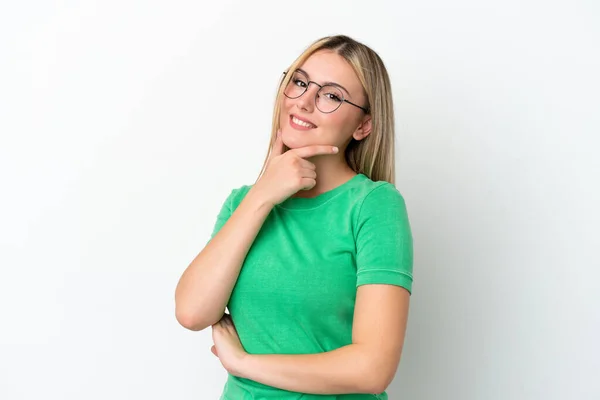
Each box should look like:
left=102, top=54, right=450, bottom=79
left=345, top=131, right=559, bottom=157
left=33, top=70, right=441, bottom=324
left=290, top=153, right=357, bottom=199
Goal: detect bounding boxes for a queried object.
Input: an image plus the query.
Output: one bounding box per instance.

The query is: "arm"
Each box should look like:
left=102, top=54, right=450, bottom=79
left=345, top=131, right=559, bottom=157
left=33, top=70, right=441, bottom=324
left=234, top=184, right=413, bottom=394
left=175, top=186, right=273, bottom=331
left=237, top=284, right=410, bottom=395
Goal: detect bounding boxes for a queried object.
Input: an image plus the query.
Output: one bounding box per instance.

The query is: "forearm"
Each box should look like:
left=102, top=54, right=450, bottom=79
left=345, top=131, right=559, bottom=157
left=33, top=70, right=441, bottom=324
left=175, top=187, right=273, bottom=330
left=236, top=344, right=384, bottom=395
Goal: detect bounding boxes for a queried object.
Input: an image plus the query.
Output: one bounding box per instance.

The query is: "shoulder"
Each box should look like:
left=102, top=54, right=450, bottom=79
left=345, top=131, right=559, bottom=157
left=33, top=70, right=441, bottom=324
left=361, top=180, right=405, bottom=205
left=354, top=179, right=409, bottom=222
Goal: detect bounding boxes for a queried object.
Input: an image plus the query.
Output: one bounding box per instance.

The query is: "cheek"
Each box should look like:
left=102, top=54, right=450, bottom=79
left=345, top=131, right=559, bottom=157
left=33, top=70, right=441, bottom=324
left=279, top=99, right=292, bottom=123
left=322, top=113, right=361, bottom=145
left=321, top=112, right=350, bottom=133
left=282, top=97, right=293, bottom=112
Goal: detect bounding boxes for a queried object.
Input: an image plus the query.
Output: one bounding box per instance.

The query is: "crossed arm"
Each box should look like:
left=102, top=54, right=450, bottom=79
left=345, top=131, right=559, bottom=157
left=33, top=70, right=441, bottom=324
left=235, top=284, right=411, bottom=395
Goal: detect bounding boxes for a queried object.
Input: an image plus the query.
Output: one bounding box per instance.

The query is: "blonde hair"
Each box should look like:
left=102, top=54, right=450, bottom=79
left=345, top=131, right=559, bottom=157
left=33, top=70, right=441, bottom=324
left=256, top=35, right=396, bottom=184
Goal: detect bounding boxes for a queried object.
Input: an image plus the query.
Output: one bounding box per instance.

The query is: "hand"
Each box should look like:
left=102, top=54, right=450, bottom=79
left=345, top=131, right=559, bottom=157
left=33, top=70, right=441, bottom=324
left=211, top=313, right=247, bottom=377
left=252, top=129, right=339, bottom=207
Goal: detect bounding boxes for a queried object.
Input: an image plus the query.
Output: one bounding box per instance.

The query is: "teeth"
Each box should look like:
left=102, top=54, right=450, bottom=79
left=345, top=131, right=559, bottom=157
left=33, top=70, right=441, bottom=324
left=292, top=116, right=315, bottom=128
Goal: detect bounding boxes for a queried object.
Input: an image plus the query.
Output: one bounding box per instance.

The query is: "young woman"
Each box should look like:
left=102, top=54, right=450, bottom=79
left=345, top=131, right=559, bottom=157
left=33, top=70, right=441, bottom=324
left=175, top=35, right=414, bottom=400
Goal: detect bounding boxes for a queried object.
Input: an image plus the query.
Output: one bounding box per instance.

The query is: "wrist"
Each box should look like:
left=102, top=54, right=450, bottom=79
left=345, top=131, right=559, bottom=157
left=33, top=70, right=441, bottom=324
left=246, top=186, right=275, bottom=211
left=233, top=352, right=254, bottom=379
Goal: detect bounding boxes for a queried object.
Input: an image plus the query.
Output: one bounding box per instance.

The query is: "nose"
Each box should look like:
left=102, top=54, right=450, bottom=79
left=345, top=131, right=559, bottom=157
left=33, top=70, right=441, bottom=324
left=295, top=82, right=319, bottom=112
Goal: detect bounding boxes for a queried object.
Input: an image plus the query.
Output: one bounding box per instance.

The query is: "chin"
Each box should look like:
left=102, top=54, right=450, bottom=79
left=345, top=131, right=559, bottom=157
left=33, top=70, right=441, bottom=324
left=281, top=130, right=315, bottom=149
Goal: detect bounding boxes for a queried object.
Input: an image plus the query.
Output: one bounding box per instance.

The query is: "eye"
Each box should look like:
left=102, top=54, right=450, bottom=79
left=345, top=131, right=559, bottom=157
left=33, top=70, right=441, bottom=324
left=324, top=92, right=342, bottom=102
left=293, top=79, right=307, bottom=88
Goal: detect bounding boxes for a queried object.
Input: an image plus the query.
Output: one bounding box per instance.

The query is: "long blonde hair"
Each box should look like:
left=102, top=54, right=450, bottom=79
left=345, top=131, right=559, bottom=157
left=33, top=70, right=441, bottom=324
left=256, top=35, right=396, bottom=184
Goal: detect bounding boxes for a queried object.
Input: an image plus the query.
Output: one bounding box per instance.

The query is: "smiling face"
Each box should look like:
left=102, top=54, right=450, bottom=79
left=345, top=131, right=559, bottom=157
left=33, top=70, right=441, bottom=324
left=279, top=50, right=372, bottom=151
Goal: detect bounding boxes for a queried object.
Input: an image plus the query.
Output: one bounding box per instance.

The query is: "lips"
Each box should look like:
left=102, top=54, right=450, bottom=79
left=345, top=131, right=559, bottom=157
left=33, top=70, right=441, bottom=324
left=290, top=114, right=317, bottom=128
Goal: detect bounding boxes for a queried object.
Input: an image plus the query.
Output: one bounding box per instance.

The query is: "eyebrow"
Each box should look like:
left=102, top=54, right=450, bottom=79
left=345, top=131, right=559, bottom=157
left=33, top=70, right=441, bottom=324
left=296, top=68, right=352, bottom=98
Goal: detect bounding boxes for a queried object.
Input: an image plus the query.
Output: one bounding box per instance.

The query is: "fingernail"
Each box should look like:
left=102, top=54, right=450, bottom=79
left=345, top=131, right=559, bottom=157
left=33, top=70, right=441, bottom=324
left=332, top=146, right=339, bottom=153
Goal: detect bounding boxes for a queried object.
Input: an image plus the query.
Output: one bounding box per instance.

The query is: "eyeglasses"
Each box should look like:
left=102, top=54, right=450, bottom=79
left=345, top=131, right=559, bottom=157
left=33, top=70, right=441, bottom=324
left=282, top=70, right=370, bottom=114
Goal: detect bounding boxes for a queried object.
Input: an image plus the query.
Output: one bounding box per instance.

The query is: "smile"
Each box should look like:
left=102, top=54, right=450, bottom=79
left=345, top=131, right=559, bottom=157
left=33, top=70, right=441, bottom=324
left=290, top=115, right=317, bottom=129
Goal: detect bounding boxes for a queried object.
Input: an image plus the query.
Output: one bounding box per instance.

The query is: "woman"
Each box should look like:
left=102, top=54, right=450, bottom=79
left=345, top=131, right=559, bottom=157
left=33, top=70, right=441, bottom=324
left=175, top=35, right=414, bottom=399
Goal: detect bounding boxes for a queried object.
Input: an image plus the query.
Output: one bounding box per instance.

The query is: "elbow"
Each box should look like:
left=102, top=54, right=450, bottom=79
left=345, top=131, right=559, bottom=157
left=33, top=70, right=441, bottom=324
left=360, top=357, right=398, bottom=395
left=360, top=377, right=385, bottom=396
left=175, top=307, right=213, bottom=332
left=362, top=373, right=394, bottom=396
left=363, top=377, right=392, bottom=396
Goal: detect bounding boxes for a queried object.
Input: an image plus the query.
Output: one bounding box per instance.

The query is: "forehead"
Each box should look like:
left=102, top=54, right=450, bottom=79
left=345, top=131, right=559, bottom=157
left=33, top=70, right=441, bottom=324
left=298, top=50, right=362, bottom=95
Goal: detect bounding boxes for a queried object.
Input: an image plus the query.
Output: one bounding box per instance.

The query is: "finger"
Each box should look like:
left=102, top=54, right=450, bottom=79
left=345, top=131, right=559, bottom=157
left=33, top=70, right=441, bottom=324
left=269, top=129, right=284, bottom=159
left=298, top=159, right=316, bottom=170
left=211, top=345, right=218, bottom=357
left=301, top=168, right=317, bottom=180
left=298, top=177, right=317, bottom=191
left=291, top=144, right=338, bottom=160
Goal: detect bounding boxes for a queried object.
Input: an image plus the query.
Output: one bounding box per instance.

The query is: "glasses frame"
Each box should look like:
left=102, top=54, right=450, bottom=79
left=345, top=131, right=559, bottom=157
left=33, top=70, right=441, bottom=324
left=282, top=70, right=370, bottom=114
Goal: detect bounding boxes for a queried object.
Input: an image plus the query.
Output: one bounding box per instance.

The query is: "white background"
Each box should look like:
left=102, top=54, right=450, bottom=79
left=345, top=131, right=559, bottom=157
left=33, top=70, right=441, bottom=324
left=1, top=1, right=599, bottom=399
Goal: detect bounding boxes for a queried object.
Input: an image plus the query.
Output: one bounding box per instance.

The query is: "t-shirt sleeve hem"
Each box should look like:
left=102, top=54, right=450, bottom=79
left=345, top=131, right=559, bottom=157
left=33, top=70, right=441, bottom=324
left=356, top=269, right=413, bottom=294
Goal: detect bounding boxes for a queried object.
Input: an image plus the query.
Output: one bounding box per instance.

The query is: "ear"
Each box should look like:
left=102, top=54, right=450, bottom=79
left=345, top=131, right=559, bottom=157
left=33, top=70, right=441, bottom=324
left=352, top=115, right=372, bottom=141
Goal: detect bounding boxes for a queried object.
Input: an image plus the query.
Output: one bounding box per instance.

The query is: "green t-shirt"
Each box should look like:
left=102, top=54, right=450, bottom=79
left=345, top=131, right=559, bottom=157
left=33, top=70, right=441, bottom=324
left=207, top=173, right=414, bottom=400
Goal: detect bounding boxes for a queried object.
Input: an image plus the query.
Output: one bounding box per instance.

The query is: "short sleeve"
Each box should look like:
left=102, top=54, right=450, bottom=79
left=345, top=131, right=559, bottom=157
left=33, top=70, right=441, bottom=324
left=355, top=183, right=414, bottom=294
left=206, top=188, right=237, bottom=244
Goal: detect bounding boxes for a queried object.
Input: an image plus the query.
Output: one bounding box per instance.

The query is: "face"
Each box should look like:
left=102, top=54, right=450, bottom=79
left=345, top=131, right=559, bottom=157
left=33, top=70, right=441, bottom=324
left=279, top=50, right=371, bottom=151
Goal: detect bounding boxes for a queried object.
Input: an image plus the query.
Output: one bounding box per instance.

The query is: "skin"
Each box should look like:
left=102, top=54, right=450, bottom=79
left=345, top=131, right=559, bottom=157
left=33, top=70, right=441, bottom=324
left=279, top=49, right=373, bottom=198
left=210, top=50, right=410, bottom=395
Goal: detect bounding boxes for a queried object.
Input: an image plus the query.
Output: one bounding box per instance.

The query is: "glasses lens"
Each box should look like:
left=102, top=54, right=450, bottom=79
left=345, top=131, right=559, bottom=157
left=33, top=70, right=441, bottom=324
left=284, top=71, right=308, bottom=99
left=316, top=85, right=344, bottom=113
